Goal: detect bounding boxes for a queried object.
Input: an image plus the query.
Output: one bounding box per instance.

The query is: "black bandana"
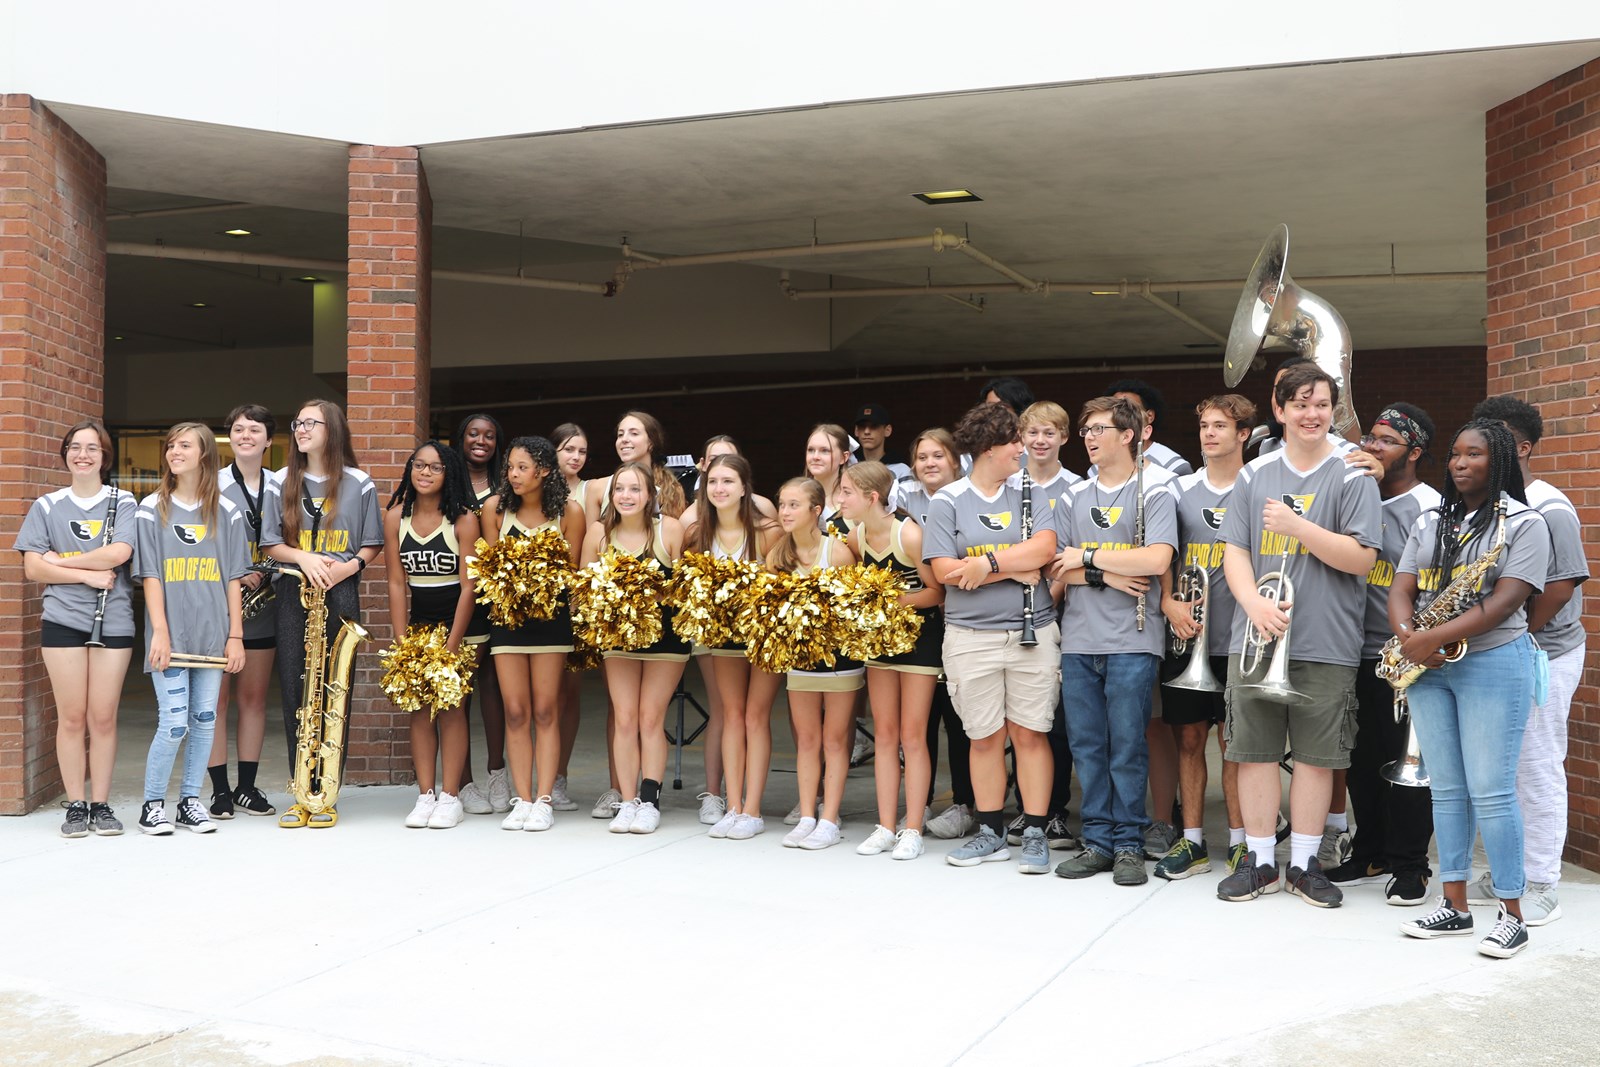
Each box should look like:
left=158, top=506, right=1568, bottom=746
left=1375, top=408, right=1428, bottom=451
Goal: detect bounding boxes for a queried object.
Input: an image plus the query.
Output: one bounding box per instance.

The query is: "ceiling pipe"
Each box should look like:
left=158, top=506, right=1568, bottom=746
left=1138, top=281, right=1229, bottom=345
left=107, top=201, right=251, bottom=221
left=953, top=242, right=1044, bottom=292
left=623, top=229, right=967, bottom=270
left=778, top=270, right=1484, bottom=300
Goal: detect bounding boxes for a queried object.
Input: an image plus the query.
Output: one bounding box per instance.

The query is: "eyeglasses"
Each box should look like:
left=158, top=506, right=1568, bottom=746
left=1359, top=434, right=1403, bottom=448
left=290, top=418, right=325, bottom=432
left=1078, top=424, right=1115, bottom=438
left=413, top=462, right=446, bottom=475
left=66, top=444, right=103, bottom=455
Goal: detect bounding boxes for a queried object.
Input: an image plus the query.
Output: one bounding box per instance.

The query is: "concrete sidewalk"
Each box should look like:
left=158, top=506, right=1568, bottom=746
left=3, top=670, right=1597, bottom=1066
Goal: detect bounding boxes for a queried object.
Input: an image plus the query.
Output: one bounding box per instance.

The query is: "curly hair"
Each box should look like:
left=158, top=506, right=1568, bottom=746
left=953, top=402, right=1019, bottom=457
left=386, top=441, right=475, bottom=521
left=498, top=435, right=569, bottom=519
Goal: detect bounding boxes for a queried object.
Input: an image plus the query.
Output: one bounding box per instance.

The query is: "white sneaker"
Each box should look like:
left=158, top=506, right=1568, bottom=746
left=857, top=824, right=897, bottom=856
left=487, top=768, right=513, bottom=813
left=630, top=800, right=662, bottom=834
left=1464, top=870, right=1498, bottom=906
left=405, top=790, right=438, bottom=829
left=709, top=808, right=742, bottom=838
left=549, top=775, right=579, bottom=812
left=697, top=792, right=726, bottom=825
left=458, top=780, right=493, bottom=815
left=1521, top=881, right=1563, bottom=926
left=592, top=788, right=624, bottom=820
left=524, top=796, right=555, bottom=832
left=428, top=792, right=464, bottom=829
left=728, top=814, right=765, bottom=840
left=799, top=819, right=842, bottom=851
left=892, top=828, right=925, bottom=860
left=502, top=797, right=534, bottom=831
left=925, top=803, right=974, bottom=840
left=897, top=806, right=932, bottom=832
left=609, top=799, right=639, bottom=833
left=783, top=817, right=817, bottom=847
left=784, top=801, right=804, bottom=826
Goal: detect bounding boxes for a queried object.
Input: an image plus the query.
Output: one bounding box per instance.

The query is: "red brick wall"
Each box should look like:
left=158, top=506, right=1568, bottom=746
left=0, top=97, right=107, bottom=812
left=1486, top=57, right=1600, bottom=871
left=345, top=146, right=431, bottom=786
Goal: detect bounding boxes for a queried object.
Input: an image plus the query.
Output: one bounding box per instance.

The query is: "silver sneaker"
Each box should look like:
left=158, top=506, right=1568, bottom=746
left=549, top=775, right=579, bottom=812
left=591, top=788, right=624, bottom=820
left=947, top=824, right=1010, bottom=867
left=1317, top=825, right=1353, bottom=868
left=1521, top=882, right=1562, bottom=926
left=458, top=780, right=493, bottom=815
left=1018, top=825, right=1050, bottom=874
left=925, top=803, right=974, bottom=840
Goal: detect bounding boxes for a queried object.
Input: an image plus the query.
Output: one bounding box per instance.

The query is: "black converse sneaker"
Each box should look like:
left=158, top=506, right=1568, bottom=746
left=1400, top=897, right=1474, bottom=939
left=175, top=795, right=217, bottom=834
left=1478, top=904, right=1529, bottom=959
left=60, top=800, right=90, bottom=838
left=139, top=799, right=174, bottom=836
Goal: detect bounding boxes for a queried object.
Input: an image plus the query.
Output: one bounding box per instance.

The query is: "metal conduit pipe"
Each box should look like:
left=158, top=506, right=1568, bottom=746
left=431, top=358, right=1219, bottom=414
left=779, top=270, right=1485, bottom=300
left=108, top=201, right=251, bottom=221
left=1138, top=281, right=1230, bottom=345
left=953, top=242, right=1044, bottom=292
left=624, top=229, right=968, bottom=270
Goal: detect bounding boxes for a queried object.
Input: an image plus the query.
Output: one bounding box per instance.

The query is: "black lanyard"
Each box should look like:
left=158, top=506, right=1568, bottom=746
left=231, top=462, right=262, bottom=542
left=302, top=482, right=324, bottom=547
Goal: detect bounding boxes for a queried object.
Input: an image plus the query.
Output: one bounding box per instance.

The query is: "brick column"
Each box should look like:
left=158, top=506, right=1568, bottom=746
left=0, top=96, right=107, bottom=812
left=1486, top=57, right=1600, bottom=870
left=345, top=146, right=430, bottom=785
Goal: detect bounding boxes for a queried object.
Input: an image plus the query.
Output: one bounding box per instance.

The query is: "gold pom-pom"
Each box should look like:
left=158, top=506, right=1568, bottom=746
left=468, top=528, right=573, bottom=629
left=832, top=563, right=923, bottom=661
left=733, top=569, right=837, bottom=674
left=566, top=640, right=603, bottom=673
left=569, top=548, right=668, bottom=651
left=667, top=551, right=761, bottom=648
left=379, top=624, right=477, bottom=720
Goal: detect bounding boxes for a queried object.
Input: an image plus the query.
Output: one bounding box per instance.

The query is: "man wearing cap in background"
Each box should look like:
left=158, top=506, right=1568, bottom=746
left=853, top=403, right=913, bottom=482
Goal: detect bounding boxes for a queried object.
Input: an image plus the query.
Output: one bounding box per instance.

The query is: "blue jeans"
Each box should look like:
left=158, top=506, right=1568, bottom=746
left=1061, top=653, right=1159, bottom=856
left=1406, top=635, right=1533, bottom=899
left=143, top=667, right=223, bottom=801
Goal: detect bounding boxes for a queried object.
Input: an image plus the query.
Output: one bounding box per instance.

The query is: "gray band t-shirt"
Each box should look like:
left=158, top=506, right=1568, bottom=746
left=219, top=465, right=276, bottom=643
left=1173, top=471, right=1242, bottom=660
left=134, top=494, right=252, bottom=672
left=1087, top=440, right=1192, bottom=481
left=1398, top=496, right=1548, bottom=654
left=923, top=471, right=1064, bottom=631
left=260, top=466, right=384, bottom=563
left=1218, top=448, right=1383, bottom=666
left=1059, top=466, right=1180, bottom=657
left=1361, top=483, right=1442, bottom=660
left=1525, top=479, right=1589, bottom=658
left=15, top=485, right=139, bottom=636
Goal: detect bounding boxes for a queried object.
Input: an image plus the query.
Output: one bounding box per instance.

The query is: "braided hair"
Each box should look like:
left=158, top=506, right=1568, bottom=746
left=386, top=441, right=474, bottom=521
left=498, top=435, right=569, bottom=519
left=1429, top=419, right=1526, bottom=589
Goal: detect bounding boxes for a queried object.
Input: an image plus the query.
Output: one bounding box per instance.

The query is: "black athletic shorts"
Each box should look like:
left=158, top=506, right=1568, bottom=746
left=42, top=620, right=134, bottom=650
left=1159, top=653, right=1227, bottom=725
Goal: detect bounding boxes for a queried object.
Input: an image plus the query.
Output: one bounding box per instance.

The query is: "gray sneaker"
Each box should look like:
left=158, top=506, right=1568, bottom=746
left=925, top=803, right=974, bottom=840
left=1464, top=870, right=1497, bottom=907
left=88, top=802, right=124, bottom=837
left=1317, top=826, right=1353, bottom=868
left=946, top=824, right=1010, bottom=867
left=1004, top=812, right=1028, bottom=846
left=1143, top=820, right=1179, bottom=860
left=1521, top=882, right=1562, bottom=926
left=1055, top=848, right=1114, bottom=879
left=1114, top=849, right=1148, bottom=886
left=60, top=801, right=90, bottom=839
left=1018, top=826, right=1050, bottom=874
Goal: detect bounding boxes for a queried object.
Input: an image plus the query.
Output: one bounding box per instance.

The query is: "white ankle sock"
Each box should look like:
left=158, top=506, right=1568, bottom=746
left=1229, top=826, right=1246, bottom=847
left=1290, top=831, right=1321, bottom=869
left=1246, top=834, right=1276, bottom=865
left=1183, top=826, right=1203, bottom=845
left=1325, top=812, right=1348, bottom=832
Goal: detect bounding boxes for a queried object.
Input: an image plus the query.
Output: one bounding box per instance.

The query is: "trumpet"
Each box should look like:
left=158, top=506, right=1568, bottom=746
left=1239, top=542, right=1310, bottom=704
left=1164, top=565, right=1221, bottom=692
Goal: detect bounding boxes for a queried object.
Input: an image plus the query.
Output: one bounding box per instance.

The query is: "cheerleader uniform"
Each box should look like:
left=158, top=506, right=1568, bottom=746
left=787, top=536, right=864, bottom=693
left=602, top=519, right=691, bottom=664
left=398, top=513, right=464, bottom=629
left=463, top=483, right=496, bottom=648
left=706, top=531, right=755, bottom=660
left=860, top=517, right=944, bottom=676
left=487, top=512, right=574, bottom=656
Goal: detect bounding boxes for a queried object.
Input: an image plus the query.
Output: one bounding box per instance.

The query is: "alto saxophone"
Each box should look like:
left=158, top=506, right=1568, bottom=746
left=283, top=566, right=370, bottom=816
left=1376, top=494, right=1509, bottom=691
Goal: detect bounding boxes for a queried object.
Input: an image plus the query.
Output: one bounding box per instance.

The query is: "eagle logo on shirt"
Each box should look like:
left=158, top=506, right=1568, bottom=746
left=1202, top=507, right=1226, bottom=530
left=977, top=511, right=1013, bottom=532
left=69, top=519, right=104, bottom=541
left=1090, top=506, right=1124, bottom=530
left=172, top=524, right=207, bottom=545
left=1281, top=494, right=1315, bottom=516
left=302, top=497, right=328, bottom=518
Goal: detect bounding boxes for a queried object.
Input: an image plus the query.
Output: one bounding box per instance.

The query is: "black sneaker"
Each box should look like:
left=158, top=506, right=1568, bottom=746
left=1054, top=848, right=1114, bottom=879
left=1400, top=897, right=1474, bottom=939
left=209, top=789, right=236, bottom=820
left=1478, top=905, right=1529, bottom=959
left=1045, top=814, right=1079, bottom=851
left=1004, top=813, right=1028, bottom=847
left=1217, top=852, right=1280, bottom=901
left=175, top=795, right=217, bottom=834
left=1113, top=849, right=1148, bottom=886
left=233, top=785, right=278, bottom=816
left=1385, top=870, right=1431, bottom=907
left=1286, top=856, right=1343, bottom=908
left=88, top=802, right=124, bottom=836
left=139, top=799, right=174, bottom=836
left=1327, top=857, right=1388, bottom=886
left=60, top=800, right=90, bottom=839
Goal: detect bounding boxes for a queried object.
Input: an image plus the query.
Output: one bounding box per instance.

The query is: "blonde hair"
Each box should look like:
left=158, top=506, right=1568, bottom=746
left=841, top=461, right=894, bottom=513
left=156, top=422, right=222, bottom=531
left=768, top=477, right=824, bottom=574
left=1019, top=401, right=1071, bottom=435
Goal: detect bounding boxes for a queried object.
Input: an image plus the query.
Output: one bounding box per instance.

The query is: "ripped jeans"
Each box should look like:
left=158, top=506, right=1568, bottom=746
left=143, top=667, right=223, bottom=802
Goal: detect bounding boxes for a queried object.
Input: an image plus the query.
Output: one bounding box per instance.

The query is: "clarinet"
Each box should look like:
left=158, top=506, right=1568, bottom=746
left=1020, top=468, right=1037, bottom=647
left=1134, top=437, right=1146, bottom=632
left=85, top=480, right=119, bottom=649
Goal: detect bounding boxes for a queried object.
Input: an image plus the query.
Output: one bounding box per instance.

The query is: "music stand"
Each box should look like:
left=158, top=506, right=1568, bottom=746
left=664, top=680, right=709, bottom=790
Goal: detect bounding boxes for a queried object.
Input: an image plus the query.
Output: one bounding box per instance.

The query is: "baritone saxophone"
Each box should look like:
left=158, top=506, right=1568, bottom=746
left=283, top=566, right=370, bottom=815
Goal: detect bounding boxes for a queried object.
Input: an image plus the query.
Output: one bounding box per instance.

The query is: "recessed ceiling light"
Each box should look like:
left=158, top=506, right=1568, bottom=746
left=1090, top=290, right=1120, bottom=296
left=294, top=275, right=322, bottom=284
left=112, top=334, right=125, bottom=340
left=189, top=302, right=210, bottom=309
left=1183, top=342, right=1220, bottom=349
left=912, top=189, right=982, bottom=205
left=221, top=228, right=253, bottom=237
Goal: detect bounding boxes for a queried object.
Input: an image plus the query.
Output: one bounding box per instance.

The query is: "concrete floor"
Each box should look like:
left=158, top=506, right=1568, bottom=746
left=3, top=665, right=1598, bottom=1066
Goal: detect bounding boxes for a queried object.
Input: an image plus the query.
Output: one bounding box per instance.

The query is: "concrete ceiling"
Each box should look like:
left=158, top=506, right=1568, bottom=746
left=60, top=40, right=1600, bottom=376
